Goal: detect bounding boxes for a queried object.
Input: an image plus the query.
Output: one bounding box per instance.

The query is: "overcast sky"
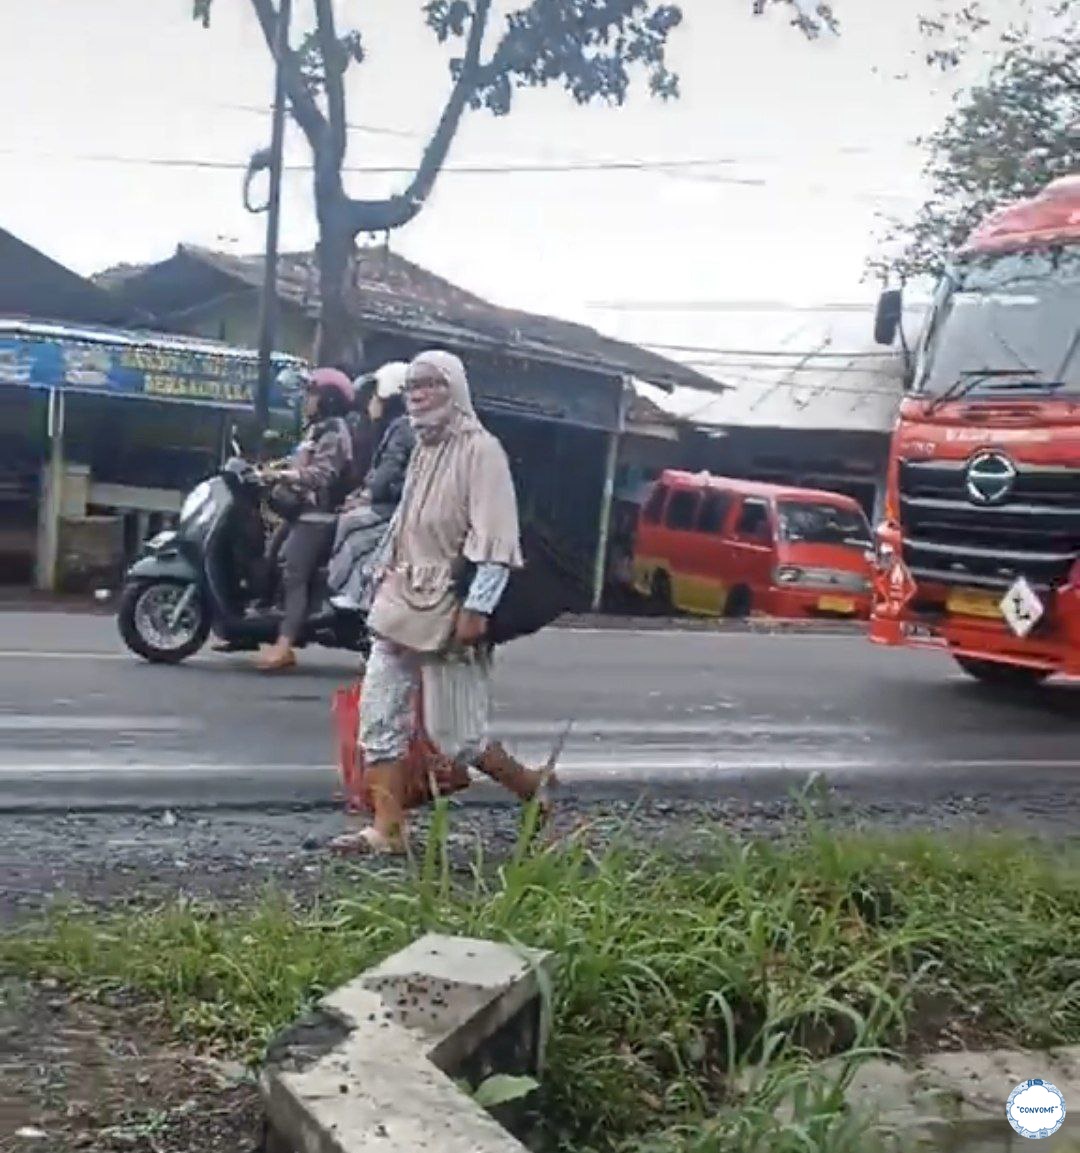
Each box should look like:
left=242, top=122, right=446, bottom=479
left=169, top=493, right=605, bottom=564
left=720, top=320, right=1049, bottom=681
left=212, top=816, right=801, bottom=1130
left=1, top=0, right=1024, bottom=364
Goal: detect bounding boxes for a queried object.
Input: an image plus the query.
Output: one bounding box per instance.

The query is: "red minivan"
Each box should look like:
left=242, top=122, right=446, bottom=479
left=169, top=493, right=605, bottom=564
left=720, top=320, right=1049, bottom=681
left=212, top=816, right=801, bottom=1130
left=631, top=471, right=873, bottom=620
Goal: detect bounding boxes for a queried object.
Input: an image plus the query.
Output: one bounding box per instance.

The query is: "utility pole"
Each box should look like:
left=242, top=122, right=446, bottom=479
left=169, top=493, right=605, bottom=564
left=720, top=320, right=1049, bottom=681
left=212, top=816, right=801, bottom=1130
left=254, top=0, right=292, bottom=433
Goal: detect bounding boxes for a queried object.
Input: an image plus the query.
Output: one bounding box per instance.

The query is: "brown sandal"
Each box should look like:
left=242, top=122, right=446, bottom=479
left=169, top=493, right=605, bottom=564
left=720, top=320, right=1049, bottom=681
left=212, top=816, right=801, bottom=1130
left=328, top=828, right=406, bottom=856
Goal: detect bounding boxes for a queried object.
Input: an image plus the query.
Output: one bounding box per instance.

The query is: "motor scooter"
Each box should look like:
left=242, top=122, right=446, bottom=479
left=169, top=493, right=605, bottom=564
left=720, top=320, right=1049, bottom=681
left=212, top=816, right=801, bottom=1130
left=116, top=450, right=369, bottom=664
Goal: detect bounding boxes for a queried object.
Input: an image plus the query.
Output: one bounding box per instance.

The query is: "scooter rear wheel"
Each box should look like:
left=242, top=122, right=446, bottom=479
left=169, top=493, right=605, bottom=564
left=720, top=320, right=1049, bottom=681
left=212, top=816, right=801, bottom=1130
left=118, top=578, right=210, bottom=664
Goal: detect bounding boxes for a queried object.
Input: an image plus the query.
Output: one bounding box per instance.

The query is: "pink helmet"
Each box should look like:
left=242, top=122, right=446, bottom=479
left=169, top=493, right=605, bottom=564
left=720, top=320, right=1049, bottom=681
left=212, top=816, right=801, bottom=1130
left=309, top=366, right=356, bottom=407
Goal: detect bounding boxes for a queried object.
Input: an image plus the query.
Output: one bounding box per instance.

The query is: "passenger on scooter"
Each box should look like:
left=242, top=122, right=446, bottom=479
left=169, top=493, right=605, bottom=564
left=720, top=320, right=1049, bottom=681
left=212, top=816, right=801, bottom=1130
left=256, top=367, right=355, bottom=672
left=327, top=361, right=415, bottom=612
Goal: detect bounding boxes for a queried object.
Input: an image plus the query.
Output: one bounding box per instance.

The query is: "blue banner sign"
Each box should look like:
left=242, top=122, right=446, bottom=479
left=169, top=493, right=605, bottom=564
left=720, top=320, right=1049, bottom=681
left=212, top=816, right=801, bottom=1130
left=0, top=319, right=306, bottom=411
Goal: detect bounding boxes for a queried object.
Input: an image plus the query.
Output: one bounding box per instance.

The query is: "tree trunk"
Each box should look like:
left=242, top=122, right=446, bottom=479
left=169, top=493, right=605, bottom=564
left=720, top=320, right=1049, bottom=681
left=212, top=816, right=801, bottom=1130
left=313, top=155, right=359, bottom=372
left=314, top=220, right=356, bottom=370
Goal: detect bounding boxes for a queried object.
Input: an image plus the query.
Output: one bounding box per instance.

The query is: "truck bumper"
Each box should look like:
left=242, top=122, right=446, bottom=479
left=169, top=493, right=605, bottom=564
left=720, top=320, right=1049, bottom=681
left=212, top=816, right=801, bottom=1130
left=870, top=566, right=1080, bottom=678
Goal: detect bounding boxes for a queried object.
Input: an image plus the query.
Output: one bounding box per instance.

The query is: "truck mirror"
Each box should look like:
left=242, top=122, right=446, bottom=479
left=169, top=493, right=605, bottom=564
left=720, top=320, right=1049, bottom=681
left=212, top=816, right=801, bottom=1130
left=874, top=289, right=903, bottom=346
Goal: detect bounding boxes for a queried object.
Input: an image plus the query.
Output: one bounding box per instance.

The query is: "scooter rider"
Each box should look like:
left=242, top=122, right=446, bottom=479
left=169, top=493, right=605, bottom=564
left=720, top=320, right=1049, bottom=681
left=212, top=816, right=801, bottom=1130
left=327, top=361, right=414, bottom=612
left=256, top=367, right=355, bottom=672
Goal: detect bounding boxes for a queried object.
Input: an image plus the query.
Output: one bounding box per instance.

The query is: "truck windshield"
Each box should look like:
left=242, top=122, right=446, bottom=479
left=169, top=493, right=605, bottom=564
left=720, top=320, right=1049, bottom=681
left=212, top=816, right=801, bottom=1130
left=777, top=501, right=871, bottom=548
left=914, top=246, right=1080, bottom=396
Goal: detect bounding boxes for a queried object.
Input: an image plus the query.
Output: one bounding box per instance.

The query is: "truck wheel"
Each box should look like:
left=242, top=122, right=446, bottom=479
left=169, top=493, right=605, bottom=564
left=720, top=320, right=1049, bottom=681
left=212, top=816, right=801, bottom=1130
left=118, top=579, right=210, bottom=664
left=954, top=655, right=1051, bottom=689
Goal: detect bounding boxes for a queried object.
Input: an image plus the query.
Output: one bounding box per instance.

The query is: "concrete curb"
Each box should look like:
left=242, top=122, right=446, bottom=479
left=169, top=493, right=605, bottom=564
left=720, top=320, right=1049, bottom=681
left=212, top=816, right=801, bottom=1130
left=261, top=933, right=555, bottom=1153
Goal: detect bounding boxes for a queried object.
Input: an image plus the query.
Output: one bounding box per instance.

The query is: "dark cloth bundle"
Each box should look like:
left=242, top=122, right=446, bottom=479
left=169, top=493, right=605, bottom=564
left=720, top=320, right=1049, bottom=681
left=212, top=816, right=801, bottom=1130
left=455, top=521, right=591, bottom=646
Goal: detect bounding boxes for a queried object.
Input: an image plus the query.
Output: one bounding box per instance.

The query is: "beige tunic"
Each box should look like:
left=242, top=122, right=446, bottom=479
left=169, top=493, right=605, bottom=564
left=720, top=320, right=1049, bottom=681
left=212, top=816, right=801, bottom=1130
left=367, top=421, right=523, bottom=654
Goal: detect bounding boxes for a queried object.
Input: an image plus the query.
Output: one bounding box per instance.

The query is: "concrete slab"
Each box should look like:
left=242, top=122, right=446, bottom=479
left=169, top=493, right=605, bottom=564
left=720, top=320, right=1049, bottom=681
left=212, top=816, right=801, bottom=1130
left=261, top=933, right=555, bottom=1153
left=841, top=1046, right=1080, bottom=1151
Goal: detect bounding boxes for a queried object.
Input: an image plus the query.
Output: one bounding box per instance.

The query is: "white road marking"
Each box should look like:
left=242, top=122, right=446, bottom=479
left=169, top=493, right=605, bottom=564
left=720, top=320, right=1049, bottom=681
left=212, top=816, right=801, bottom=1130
left=0, top=715, right=199, bottom=732
left=0, top=756, right=1076, bottom=779
left=0, top=629, right=864, bottom=662
left=556, top=627, right=861, bottom=640
left=0, top=650, right=139, bottom=662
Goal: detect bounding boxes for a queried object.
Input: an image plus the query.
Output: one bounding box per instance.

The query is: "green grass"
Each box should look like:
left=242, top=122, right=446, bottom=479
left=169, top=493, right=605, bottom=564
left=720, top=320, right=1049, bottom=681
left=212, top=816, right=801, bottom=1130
left=4, top=808, right=1080, bottom=1153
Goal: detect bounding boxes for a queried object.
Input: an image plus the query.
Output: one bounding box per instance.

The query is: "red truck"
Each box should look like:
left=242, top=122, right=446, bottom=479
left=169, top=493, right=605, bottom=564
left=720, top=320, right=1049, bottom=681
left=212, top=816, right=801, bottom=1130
left=870, top=174, right=1080, bottom=686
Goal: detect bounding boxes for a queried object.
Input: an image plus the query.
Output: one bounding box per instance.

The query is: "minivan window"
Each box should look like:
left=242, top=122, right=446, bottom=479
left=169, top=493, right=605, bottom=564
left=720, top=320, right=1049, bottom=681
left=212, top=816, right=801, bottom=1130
left=696, top=492, right=731, bottom=534
left=642, top=484, right=668, bottom=525
left=778, top=500, right=871, bottom=547
left=735, top=499, right=771, bottom=539
left=665, top=489, right=700, bottom=531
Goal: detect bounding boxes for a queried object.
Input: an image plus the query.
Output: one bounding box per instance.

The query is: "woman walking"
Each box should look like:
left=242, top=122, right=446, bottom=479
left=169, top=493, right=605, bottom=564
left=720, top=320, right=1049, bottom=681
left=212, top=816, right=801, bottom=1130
left=331, top=350, right=554, bottom=855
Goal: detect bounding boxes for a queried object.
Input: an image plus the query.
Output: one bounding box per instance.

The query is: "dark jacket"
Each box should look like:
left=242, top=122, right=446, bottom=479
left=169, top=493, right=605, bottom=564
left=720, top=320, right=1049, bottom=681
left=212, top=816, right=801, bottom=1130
left=365, top=414, right=415, bottom=515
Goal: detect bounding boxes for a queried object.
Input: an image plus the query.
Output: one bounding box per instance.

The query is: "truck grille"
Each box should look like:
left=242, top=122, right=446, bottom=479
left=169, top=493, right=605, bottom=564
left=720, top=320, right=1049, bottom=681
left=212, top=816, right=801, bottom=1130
left=899, top=459, right=1080, bottom=592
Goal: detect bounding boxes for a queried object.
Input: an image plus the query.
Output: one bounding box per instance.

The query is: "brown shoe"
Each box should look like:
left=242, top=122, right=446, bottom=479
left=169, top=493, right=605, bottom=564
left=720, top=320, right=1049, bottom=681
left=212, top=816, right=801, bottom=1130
left=474, top=742, right=557, bottom=815
left=255, top=640, right=297, bottom=671
left=406, top=750, right=471, bottom=810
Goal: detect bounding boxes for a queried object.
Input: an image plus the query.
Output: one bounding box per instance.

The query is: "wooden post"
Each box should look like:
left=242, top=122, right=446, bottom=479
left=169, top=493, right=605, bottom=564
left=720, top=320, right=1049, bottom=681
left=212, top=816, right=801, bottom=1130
left=591, top=377, right=630, bottom=613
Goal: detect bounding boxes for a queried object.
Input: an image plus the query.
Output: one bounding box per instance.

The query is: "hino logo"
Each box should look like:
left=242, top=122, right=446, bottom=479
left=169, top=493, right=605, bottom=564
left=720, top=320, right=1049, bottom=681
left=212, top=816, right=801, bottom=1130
left=965, top=451, right=1017, bottom=505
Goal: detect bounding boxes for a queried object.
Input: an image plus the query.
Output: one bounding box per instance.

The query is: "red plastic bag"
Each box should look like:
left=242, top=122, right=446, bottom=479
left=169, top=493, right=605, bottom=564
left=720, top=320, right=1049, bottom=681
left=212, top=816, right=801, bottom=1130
left=331, top=681, right=467, bottom=814
left=332, top=683, right=365, bottom=810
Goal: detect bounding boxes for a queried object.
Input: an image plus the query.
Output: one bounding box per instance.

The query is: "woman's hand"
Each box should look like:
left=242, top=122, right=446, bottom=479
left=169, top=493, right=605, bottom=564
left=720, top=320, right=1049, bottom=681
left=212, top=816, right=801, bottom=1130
left=454, top=609, right=488, bottom=647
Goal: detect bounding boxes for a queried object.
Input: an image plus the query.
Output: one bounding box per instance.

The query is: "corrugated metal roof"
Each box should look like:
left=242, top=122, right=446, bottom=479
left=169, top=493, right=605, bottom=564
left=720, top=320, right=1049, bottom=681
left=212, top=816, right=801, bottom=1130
left=606, top=303, right=929, bottom=433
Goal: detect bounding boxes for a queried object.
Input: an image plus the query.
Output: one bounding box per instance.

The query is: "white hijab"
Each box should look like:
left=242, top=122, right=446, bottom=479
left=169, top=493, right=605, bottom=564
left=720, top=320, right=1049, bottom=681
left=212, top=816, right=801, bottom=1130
left=407, top=349, right=482, bottom=443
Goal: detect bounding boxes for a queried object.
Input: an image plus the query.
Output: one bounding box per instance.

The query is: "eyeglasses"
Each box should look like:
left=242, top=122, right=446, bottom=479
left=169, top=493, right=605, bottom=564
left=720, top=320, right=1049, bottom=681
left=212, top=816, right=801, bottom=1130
left=404, top=368, right=448, bottom=393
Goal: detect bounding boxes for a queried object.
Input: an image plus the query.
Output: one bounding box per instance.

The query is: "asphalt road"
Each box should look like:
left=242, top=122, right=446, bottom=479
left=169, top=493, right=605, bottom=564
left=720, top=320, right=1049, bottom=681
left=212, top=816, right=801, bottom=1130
left=0, top=610, right=1077, bottom=814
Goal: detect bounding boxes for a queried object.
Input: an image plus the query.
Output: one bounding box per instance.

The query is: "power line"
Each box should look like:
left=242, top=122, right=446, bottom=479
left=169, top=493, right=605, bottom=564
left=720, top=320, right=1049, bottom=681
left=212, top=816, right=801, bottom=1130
left=639, top=341, right=898, bottom=359
left=594, top=300, right=885, bottom=313
left=217, top=100, right=422, bottom=140
left=681, top=358, right=900, bottom=373
left=0, top=147, right=922, bottom=203
left=0, top=146, right=767, bottom=179
left=212, top=100, right=923, bottom=162
left=670, top=370, right=905, bottom=401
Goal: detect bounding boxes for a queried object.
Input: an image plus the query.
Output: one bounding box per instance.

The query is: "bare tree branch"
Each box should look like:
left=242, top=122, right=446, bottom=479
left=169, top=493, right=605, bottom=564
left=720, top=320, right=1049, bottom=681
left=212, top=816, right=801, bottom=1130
left=345, top=0, right=494, bottom=234
left=313, top=0, right=348, bottom=164
left=247, top=0, right=326, bottom=145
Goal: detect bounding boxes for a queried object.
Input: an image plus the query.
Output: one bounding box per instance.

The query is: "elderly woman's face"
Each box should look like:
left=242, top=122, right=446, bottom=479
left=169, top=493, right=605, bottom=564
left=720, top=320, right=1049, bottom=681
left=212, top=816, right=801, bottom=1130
left=404, top=363, right=450, bottom=417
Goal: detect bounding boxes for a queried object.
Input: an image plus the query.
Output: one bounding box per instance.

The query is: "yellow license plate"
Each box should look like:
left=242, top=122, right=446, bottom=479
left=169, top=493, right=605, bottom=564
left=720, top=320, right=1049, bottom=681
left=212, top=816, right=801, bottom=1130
left=947, top=589, right=1001, bottom=620
left=818, top=595, right=855, bottom=614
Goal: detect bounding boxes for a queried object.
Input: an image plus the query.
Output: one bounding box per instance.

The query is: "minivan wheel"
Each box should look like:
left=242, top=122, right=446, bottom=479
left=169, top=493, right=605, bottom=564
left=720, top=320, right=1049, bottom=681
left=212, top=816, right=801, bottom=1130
left=650, top=570, right=673, bottom=613
left=725, top=585, right=752, bottom=620
left=954, top=655, right=1051, bottom=689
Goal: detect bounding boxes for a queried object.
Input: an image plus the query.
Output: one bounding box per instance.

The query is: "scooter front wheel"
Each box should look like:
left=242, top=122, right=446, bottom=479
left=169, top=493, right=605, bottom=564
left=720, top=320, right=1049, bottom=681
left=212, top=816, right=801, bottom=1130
left=118, top=578, right=210, bottom=664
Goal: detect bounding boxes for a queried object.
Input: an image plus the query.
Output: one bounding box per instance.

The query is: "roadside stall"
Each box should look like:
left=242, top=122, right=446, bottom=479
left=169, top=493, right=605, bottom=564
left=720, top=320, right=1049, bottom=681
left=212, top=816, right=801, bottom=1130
left=0, top=319, right=304, bottom=592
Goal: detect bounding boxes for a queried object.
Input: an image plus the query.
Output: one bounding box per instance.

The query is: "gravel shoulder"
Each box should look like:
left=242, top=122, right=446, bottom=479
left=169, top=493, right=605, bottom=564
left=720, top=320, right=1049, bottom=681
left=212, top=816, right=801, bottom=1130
left=4, top=790, right=1080, bottom=1153
left=3, top=785, right=1079, bottom=925
left=0, top=977, right=260, bottom=1153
